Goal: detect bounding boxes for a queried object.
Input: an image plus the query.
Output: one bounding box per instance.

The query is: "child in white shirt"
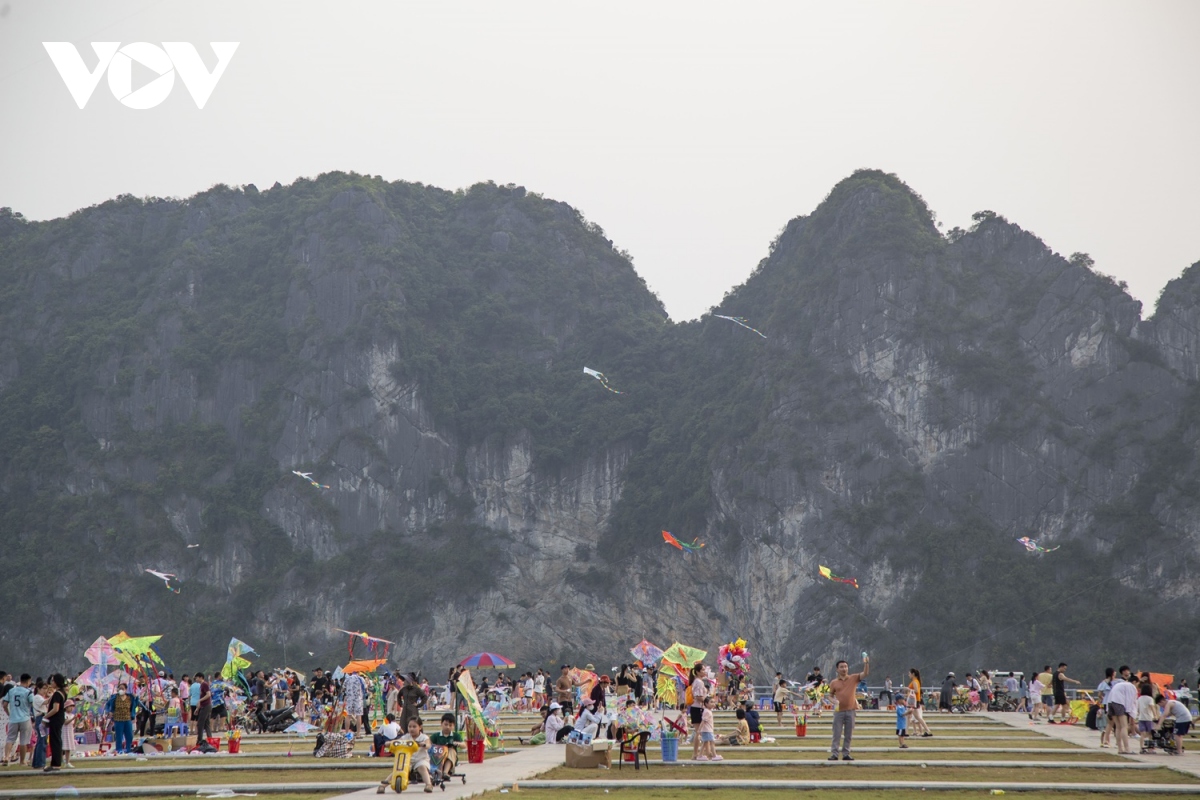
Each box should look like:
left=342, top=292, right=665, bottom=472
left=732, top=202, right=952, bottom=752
left=397, top=718, right=433, bottom=793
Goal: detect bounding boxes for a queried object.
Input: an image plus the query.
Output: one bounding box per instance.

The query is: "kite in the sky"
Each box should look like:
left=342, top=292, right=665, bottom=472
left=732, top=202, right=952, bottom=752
left=583, top=367, right=623, bottom=394
left=713, top=314, right=767, bottom=338
left=662, top=530, right=705, bottom=553
left=292, top=470, right=330, bottom=489
left=145, top=569, right=181, bottom=593
left=187, top=543, right=200, bottom=548
left=818, top=565, right=859, bottom=589
left=1017, top=537, right=1060, bottom=553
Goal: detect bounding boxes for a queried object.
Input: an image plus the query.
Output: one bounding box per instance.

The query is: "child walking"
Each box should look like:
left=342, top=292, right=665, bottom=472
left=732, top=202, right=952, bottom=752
left=697, top=696, right=723, bottom=761
left=896, top=696, right=910, bottom=748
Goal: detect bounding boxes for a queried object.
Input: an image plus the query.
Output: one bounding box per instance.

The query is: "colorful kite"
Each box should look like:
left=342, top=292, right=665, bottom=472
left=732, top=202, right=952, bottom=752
left=713, top=314, right=767, bottom=338
left=292, top=470, right=330, bottom=489
left=85, top=637, right=121, bottom=667
left=144, top=569, right=180, bottom=593
left=818, top=565, right=859, bottom=589
left=1018, top=537, right=1060, bottom=553
left=662, top=530, right=705, bottom=553
left=630, top=639, right=664, bottom=666
left=335, top=629, right=395, bottom=659
left=583, top=367, right=622, bottom=394
left=222, top=638, right=257, bottom=680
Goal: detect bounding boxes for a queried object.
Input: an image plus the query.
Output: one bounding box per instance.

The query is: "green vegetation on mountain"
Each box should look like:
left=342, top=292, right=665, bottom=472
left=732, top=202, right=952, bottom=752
left=1, top=170, right=1199, bottom=677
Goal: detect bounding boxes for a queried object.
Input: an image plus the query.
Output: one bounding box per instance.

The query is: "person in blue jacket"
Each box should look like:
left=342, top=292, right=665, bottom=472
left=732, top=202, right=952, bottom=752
left=105, top=683, right=142, bottom=753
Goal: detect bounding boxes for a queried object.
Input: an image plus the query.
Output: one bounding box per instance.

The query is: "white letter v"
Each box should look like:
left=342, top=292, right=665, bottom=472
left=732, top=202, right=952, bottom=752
left=43, top=42, right=120, bottom=109
left=163, top=42, right=239, bottom=109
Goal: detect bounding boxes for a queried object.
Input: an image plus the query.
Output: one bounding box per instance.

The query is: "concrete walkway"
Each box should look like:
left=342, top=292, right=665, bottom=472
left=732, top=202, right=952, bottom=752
left=985, top=710, right=1200, bottom=778
left=329, top=742, right=565, bottom=800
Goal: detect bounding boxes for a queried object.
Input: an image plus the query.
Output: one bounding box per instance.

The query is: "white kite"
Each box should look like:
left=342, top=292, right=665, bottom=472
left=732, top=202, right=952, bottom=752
left=187, top=543, right=200, bottom=548
left=583, top=367, right=623, bottom=394
left=145, top=569, right=181, bottom=594
left=713, top=314, right=767, bottom=338
left=292, top=470, right=330, bottom=489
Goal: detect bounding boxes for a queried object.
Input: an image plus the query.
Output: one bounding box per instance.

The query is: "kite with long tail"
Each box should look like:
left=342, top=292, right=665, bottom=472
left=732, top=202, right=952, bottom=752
left=663, top=530, right=705, bottom=553
left=713, top=314, right=767, bottom=338
left=292, top=470, right=330, bottom=489
left=818, top=565, right=859, bottom=589
left=1017, top=536, right=1060, bottom=553
left=145, top=569, right=181, bottom=593
left=583, top=367, right=623, bottom=394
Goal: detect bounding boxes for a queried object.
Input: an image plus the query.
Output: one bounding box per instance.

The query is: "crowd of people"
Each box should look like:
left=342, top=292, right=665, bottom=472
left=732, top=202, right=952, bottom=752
left=3, top=656, right=1196, bottom=773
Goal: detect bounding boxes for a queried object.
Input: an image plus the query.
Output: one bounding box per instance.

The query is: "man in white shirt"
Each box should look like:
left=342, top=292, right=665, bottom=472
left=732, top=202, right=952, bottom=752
left=1106, top=667, right=1138, bottom=755
left=1159, top=695, right=1193, bottom=755
left=372, top=713, right=402, bottom=756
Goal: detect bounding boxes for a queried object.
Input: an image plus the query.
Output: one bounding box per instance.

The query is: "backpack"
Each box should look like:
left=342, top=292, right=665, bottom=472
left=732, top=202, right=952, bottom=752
left=685, top=684, right=694, bottom=706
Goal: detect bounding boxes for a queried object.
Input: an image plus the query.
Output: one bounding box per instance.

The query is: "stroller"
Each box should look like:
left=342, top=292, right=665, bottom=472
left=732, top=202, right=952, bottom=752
left=1142, top=721, right=1179, bottom=755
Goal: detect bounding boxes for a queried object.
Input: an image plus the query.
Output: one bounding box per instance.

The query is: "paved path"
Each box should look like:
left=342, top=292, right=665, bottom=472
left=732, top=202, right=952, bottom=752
left=984, top=711, right=1200, bottom=778
left=329, top=743, right=564, bottom=800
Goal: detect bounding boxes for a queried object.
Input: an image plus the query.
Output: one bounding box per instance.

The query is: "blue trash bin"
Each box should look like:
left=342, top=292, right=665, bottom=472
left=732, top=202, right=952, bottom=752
left=661, top=735, right=679, bottom=763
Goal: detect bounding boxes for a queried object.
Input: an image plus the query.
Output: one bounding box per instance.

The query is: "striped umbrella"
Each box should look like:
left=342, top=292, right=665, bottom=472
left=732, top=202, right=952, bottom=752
left=459, top=652, right=515, bottom=669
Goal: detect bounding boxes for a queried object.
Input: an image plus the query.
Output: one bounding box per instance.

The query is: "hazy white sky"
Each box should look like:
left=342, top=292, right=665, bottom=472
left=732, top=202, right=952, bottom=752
left=1, top=0, right=1197, bottom=321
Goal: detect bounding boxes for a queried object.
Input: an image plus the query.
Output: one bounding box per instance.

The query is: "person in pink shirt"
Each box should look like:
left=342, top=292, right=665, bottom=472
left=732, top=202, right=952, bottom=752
left=695, top=695, right=723, bottom=761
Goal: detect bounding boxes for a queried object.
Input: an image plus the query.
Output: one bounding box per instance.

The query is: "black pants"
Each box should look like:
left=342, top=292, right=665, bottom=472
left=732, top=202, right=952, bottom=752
left=195, top=705, right=212, bottom=741
left=136, top=707, right=153, bottom=736
left=361, top=707, right=371, bottom=734
left=48, top=717, right=64, bottom=767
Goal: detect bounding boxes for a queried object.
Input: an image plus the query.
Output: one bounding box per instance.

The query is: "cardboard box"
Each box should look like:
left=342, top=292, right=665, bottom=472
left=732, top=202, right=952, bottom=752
left=565, top=741, right=611, bottom=769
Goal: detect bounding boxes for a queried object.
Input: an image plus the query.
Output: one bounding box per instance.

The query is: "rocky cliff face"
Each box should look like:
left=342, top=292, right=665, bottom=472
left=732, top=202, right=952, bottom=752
left=3, top=171, right=1199, bottom=679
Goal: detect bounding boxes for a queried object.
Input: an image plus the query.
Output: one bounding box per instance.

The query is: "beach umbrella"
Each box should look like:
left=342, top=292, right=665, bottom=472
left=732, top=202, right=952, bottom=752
left=459, top=652, right=515, bottom=669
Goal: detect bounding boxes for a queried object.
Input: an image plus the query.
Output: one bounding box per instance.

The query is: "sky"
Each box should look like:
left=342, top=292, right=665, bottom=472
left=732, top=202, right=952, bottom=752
left=1, top=0, right=1197, bottom=321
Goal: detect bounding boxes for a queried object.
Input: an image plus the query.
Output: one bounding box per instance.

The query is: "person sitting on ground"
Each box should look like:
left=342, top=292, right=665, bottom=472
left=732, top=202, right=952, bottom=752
left=428, top=713, right=463, bottom=775
left=718, top=707, right=750, bottom=746
left=544, top=702, right=569, bottom=743
left=373, top=713, right=402, bottom=756
left=518, top=706, right=549, bottom=745
left=743, top=699, right=762, bottom=739
left=397, top=717, right=434, bottom=793
left=574, top=697, right=603, bottom=739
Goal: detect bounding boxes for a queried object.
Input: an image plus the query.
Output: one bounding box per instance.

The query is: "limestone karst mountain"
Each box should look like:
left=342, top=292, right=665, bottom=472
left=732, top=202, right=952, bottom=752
left=2, top=170, right=1199, bottom=677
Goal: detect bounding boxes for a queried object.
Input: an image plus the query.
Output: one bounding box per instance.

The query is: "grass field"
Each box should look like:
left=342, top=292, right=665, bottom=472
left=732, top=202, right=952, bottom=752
left=531, top=763, right=1199, bottom=784
left=0, top=768, right=383, bottom=791
left=479, top=791, right=1200, bottom=800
